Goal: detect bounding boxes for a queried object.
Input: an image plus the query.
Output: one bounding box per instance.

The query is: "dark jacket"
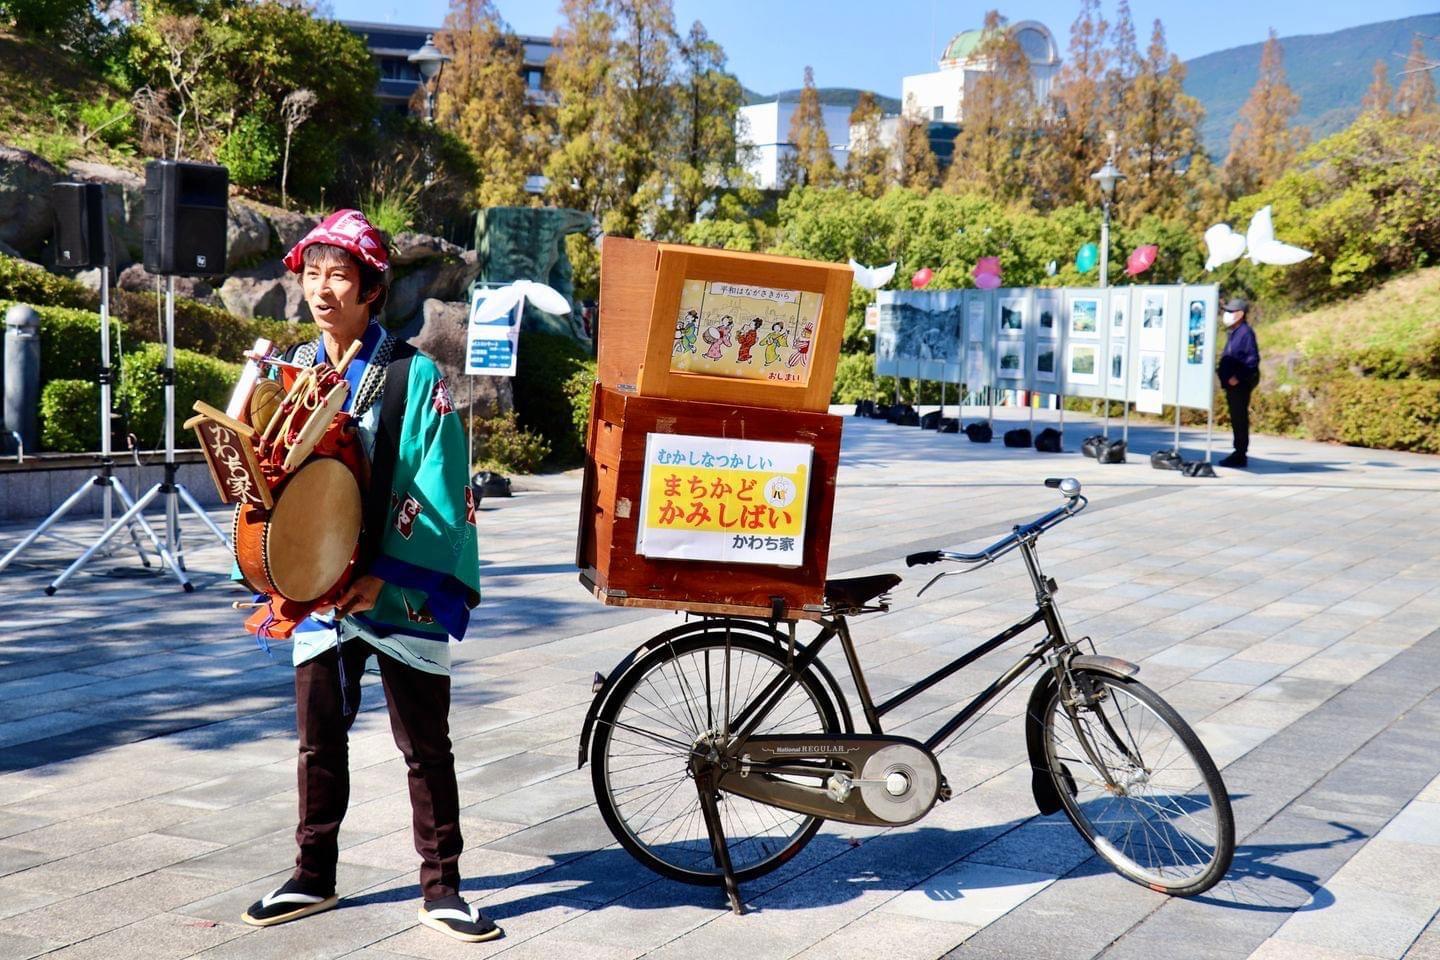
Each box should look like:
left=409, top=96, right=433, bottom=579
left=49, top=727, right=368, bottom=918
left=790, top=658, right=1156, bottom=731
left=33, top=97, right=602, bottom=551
left=1217, top=320, right=1260, bottom=386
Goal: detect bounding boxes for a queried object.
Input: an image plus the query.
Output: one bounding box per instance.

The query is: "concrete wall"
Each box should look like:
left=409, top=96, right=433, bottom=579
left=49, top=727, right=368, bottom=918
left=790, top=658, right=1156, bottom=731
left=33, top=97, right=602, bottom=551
left=0, top=460, right=222, bottom=523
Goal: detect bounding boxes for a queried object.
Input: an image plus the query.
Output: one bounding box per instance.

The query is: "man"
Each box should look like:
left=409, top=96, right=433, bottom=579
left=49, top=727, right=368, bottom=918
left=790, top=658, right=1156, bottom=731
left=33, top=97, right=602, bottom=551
left=1216, top=296, right=1261, bottom=468
left=239, top=210, right=497, bottom=943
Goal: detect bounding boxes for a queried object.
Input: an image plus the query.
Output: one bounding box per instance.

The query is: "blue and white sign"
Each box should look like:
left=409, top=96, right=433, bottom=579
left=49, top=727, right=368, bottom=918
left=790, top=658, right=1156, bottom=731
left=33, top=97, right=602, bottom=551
left=466, top=287, right=523, bottom=377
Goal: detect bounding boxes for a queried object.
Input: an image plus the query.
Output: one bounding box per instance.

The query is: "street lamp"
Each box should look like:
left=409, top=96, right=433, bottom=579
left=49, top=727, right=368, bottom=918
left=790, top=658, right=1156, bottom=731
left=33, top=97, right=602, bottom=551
left=408, top=34, right=451, bottom=123
left=1090, top=140, right=1125, bottom=287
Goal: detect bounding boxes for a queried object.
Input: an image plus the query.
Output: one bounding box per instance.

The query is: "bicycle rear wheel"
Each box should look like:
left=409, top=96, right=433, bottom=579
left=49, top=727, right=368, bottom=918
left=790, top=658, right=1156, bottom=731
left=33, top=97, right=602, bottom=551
left=1039, top=670, right=1234, bottom=896
left=590, top=631, right=840, bottom=885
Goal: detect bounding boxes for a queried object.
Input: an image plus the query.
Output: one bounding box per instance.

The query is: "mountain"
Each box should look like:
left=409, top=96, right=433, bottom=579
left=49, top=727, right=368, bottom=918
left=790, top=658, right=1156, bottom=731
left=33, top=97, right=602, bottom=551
left=1184, top=13, right=1440, bottom=158
left=742, top=86, right=902, bottom=115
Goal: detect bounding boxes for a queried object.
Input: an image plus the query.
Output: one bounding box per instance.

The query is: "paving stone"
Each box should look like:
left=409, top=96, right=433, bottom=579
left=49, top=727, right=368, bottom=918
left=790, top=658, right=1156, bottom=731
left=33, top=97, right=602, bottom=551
left=1271, top=878, right=1435, bottom=959
left=882, top=861, right=1053, bottom=926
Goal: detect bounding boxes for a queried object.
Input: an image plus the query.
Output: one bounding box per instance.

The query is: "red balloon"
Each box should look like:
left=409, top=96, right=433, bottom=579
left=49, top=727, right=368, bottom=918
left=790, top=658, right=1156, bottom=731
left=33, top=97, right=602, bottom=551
left=911, top=267, right=934, bottom=289
left=1125, top=244, right=1158, bottom=276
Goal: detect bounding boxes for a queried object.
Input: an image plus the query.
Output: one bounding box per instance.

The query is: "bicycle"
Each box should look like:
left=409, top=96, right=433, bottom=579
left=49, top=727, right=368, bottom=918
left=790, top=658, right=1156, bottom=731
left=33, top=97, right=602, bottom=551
left=578, top=478, right=1235, bottom=913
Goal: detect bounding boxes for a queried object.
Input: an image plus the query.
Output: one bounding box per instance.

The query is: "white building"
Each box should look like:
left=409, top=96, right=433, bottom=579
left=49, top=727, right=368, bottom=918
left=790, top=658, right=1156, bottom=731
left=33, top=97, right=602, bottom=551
left=902, top=20, right=1061, bottom=124
left=736, top=100, right=853, bottom=190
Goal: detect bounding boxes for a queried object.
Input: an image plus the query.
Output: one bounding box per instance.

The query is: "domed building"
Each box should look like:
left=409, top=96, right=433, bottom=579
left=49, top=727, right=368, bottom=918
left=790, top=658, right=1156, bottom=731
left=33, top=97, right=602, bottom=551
left=902, top=20, right=1061, bottom=123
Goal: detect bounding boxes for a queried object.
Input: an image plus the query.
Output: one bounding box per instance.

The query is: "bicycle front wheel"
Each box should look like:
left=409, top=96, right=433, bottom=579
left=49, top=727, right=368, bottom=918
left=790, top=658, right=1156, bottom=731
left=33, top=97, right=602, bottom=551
left=1039, top=670, right=1234, bottom=896
left=590, top=631, right=841, bottom=886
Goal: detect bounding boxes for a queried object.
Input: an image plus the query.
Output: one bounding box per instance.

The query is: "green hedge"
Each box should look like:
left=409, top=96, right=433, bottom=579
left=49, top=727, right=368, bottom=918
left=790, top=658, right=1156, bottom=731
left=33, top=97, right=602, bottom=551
left=1304, top=376, right=1440, bottom=454
left=0, top=255, right=95, bottom=310
left=118, top=343, right=241, bottom=450
left=39, top=379, right=102, bottom=452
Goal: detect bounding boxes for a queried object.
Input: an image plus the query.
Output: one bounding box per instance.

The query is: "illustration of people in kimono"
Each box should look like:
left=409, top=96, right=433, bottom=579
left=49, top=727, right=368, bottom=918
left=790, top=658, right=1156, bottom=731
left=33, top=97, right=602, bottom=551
left=674, top=310, right=700, bottom=355
left=788, top=320, right=814, bottom=369
left=760, top=321, right=789, bottom=366
left=736, top=318, right=762, bottom=362
left=702, top=315, right=734, bottom=361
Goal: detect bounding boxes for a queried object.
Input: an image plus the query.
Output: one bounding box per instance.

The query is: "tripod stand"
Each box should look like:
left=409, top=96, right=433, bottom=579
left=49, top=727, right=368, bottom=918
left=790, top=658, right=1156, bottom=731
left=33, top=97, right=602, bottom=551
left=0, top=266, right=166, bottom=582
left=46, top=276, right=230, bottom=593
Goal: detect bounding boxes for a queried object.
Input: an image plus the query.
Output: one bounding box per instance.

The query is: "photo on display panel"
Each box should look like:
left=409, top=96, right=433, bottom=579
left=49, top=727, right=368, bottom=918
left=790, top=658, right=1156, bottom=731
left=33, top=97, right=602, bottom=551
left=1109, top=342, right=1127, bottom=387
left=1140, top=351, right=1162, bottom=390
left=1067, top=343, right=1099, bottom=385
left=1037, top=299, right=1059, bottom=339
left=1112, top=296, right=1128, bottom=332
left=1142, top=293, right=1165, bottom=330
left=967, top=299, right=986, bottom=341
left=997, top=340, right=1025, bottom=379
left=1137, top=349, right=1164, bottom=413
left=1035, top=346, right=1057, bottom=381
left=1186, top=299, right=1206, bottom=364
left=1069, top=298, right=1099, bottom=337
left=1000, top=298, right=1025, bottom=332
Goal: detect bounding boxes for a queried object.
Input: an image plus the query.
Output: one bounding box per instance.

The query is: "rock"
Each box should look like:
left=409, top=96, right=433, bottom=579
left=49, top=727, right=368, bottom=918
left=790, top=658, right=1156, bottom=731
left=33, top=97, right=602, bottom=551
left=0, top=238, right=21, bottom=259
left=407, top=298, right=512, bottom=417
left=0, top=145, right=61, bottom=258
left=74, top=267, right=103, bottom=292
left=217, top=259, right=290, bottom=320
left=66, top=160, right=146, bottom=269
left=226, top=200, right=273, bottom=269
left=268, top=209, right=318, bottom=253
left=384, top=250, right=480, bottom=326
left=390, top=231, right=463, bottom=267
left=117, top=262, right=217, bottom=303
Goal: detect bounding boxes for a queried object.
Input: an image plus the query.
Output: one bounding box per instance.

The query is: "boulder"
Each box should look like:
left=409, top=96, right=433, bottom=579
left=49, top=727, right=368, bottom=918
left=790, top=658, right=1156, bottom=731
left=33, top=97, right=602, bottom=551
left=0, top=145, right=61, bottom=258
left=407, top=298, right=512, bottom=418
left=217, top=259, right=290, bottom=320
left=117, top=262, right=217, bottom=304
left=268, top=208, right=319, bottom=253
left=384, top=250, right=480, bottom=326
left=66, top=160, right=146, bottom=268
left=390, top=231, right=463, bottom=267
left=226, top=200, right=273, bottom=269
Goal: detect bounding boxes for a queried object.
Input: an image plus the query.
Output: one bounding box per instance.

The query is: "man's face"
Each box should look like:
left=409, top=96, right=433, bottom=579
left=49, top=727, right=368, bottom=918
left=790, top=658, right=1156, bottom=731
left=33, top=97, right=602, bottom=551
left=302, top=254, right=371, bottom=338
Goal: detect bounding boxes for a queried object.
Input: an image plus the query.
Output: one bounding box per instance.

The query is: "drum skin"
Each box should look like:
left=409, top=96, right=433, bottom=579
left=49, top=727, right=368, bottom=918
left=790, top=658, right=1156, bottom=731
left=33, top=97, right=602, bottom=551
left=235, top=458, right=362, bottom=602
left=248, top=379, right=284, bottom=434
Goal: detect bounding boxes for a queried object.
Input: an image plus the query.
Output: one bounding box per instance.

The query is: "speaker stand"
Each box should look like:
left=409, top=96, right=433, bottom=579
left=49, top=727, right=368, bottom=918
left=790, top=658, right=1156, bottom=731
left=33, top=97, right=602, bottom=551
left=0, top=266, right=163, bottom=581
left=46, top=277, right=230, bottom=594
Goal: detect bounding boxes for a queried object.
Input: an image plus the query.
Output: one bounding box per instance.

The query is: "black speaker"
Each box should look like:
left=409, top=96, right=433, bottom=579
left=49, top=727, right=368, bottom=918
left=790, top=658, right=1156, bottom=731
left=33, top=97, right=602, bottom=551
left=52, top=182, right=108, bottom=269
left=143, top=159, right=228, bottom=277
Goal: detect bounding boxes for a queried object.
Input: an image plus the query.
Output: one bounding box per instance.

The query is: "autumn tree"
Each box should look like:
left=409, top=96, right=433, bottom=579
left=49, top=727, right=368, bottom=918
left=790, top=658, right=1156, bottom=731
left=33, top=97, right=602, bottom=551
left=895, top=94, right=938, bottom=190
left=663, top=20, right=749, bottom=233
left=1035, top=0, right=1110, bottom=209
left=1112, top=18, right=1207, bottom=223
left=782, top=66, right=838, bottom=188
left=945, top=10, right=1036, bottom=202
left=1361, top=60, right=1393, bottom=115
left=435, top=0, right=544, bottom=207
left=1395, top=35, right=1437, bottom=119
left=1223, top=29, right=1305, bottom=198
left=846, top=90, right=890, bottom=198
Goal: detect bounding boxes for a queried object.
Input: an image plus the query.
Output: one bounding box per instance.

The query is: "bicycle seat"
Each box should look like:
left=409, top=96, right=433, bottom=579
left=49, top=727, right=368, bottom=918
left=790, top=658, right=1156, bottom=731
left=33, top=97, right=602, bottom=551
left=824, top=573, right=902, bottom=612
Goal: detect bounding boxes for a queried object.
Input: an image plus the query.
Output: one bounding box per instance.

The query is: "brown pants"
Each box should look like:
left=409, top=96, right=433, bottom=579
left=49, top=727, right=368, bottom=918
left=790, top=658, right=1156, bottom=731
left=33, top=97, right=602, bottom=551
left=293, top=640, right=463, bottom=901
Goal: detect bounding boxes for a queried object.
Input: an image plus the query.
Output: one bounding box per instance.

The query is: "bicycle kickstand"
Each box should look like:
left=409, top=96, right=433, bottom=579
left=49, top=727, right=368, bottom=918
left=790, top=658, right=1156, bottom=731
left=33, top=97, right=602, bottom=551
left=695, top=772, right=745, bottom=915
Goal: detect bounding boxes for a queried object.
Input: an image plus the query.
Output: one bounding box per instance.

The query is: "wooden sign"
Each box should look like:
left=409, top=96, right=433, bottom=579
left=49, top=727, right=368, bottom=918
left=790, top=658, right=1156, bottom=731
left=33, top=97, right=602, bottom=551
left=186, top=402, right=272, bottom=510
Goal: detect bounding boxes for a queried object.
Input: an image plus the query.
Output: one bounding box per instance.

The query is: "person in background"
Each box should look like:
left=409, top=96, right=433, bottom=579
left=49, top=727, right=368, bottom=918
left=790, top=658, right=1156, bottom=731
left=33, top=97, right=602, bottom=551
left=1217, top=297, right=1261, bottom=469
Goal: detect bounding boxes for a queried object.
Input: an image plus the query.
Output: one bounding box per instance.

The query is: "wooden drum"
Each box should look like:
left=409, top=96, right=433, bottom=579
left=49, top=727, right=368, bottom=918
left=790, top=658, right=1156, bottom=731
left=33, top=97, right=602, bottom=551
left=235, top=457, right=362, bottom=602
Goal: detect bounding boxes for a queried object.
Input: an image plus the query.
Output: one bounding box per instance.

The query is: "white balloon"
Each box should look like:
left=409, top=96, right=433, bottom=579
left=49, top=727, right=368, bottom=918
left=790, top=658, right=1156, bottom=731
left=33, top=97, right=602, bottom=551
left=848, top=258, right=898, bottom=290
left=1245, top=205, right=1312, bottom=266
left=471, top=285, right=524, bottom=324
left=513, top=279, right=571, bottom=315
left=471, top=279, right=571, bottom=325
left=1203, top=223, right=1247, bottom=271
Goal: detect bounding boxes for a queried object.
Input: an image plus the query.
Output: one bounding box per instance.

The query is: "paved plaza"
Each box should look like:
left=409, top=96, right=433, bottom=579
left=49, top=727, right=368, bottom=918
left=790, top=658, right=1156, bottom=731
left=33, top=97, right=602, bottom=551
left=0, top=409, right=1438, bottom=960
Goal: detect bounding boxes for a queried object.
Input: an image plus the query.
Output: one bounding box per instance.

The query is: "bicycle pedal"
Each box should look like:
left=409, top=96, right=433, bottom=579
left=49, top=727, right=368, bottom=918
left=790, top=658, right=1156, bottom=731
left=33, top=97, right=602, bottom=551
left=937, top=775, right=952, bottom=802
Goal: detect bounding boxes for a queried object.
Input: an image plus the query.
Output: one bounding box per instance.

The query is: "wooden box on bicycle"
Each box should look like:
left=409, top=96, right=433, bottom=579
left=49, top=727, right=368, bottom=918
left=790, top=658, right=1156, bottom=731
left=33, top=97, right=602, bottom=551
left=576, top=237, right=853, bottom=620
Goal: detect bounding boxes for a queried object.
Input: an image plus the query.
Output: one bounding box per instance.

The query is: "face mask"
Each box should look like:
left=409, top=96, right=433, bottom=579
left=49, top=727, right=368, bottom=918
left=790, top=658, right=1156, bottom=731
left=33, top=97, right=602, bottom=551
left=1222, top=311, right=1240, bottom=328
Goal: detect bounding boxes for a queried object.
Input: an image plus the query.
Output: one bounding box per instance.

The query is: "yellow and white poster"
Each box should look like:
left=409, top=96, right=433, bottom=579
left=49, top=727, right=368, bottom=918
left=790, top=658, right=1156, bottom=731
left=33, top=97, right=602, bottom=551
left=669, top=280, right=824, bottom=387
left=635, top=433, right=812, bottom=567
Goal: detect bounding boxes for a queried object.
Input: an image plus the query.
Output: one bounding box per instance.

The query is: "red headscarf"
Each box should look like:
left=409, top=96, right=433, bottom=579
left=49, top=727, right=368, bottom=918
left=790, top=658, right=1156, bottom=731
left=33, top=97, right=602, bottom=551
left=283, top=209, right=390, bottom=274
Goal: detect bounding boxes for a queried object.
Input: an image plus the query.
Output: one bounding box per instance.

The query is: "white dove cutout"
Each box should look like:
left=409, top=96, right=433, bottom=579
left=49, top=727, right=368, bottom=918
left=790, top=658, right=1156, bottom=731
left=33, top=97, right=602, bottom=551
left=471, top=279, right=571, bottom=324
left=848, top=258, right=898, bottom=291
left=1245, top=206, right=1312, bottom=266
left=1203, top=223, right=1247, bottom=271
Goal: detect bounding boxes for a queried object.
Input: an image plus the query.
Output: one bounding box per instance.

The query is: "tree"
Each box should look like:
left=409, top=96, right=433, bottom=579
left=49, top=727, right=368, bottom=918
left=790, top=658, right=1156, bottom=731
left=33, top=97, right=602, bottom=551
left=945, top=10, right=1036, bottom=203
left=1113, top=18, right=1208, bottom=223
left=846, top=90, right=890, bottom=198
left=895, top=94, right=938, bottom=191
left=1035, top=0, right=1110, bottom=209
left=665, top=19, right=749, bottom=232
left=280, top=88, right=316, bottom=208
left=435, top=0, right=541, bottom=207
left=1395, top=35, right=1437, bottom=119
left=543, top=0, right=614, bottom=226
left=1361, top=59, right=1393, bottom=116
left=782, top=65, right=838, bottom=188
left=1223, top=29, right=1305, bottom=198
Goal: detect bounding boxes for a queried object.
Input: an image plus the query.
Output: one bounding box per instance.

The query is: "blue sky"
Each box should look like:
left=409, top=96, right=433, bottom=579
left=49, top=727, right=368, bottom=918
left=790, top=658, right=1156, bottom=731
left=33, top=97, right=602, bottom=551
left=330, top=0, right=1439, bottom=96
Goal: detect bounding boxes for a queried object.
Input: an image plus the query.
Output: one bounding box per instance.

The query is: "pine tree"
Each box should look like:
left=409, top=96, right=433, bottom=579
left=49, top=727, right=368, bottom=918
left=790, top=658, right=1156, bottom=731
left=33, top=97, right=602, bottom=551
left=1395, top=35, right=1437, bottom=119
left=1113, top=18, right=1207, bottom=222
left=783, top=66, right=838, bottom=188
left=1222, top=29, right=1305, bottom=198
left=1361, top=59, right=1393, bottom=115
left=846, top=90, right=890, bottom=198
left=435, top=0, right=540, bottom=207
left=945, top=10, right=1036, bottom=202
left=663, top=19, right=748, bottom=234
left=1035, top=0, right=1110, bottom=209
left=895, top=93, right=938, bottom=191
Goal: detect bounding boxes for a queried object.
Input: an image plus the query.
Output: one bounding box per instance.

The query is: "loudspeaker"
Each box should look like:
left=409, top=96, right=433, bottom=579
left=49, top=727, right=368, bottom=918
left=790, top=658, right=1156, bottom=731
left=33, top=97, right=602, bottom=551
left=143, top=159, right=228, bottom=277
left=52, top=182, right=108, bottom=269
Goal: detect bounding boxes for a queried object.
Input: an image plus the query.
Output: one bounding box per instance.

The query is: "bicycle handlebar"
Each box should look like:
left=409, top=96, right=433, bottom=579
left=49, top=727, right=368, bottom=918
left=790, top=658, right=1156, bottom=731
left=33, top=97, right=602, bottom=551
left=908, top=479, right=1088, bottom=569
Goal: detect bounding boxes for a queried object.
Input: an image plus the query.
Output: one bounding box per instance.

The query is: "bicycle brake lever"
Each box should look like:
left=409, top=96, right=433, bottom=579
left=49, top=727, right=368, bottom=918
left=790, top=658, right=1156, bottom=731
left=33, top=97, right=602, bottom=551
left=917, top=571, right=949, bottom=597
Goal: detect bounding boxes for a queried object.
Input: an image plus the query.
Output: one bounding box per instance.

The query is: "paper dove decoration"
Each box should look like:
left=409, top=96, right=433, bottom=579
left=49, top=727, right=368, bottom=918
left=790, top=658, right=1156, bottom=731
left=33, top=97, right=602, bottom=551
left=471, top=279, right=571, bottom=324
left=847, top=258, right=898, bottom=290
left=1045, top=260, right=1057, bottom=277
left=1245, top=206, right=1312, bottom=266
left=1204, top=223, right=1247, bottom=271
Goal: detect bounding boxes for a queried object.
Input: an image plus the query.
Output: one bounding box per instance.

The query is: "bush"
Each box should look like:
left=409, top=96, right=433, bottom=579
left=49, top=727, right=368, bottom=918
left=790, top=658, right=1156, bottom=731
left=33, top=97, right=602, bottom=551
left=218, top=112, right=281, bottom=188
left=563, top=359, right=597, bottom=441
left=0, top=255, right=95, bottom=309
left=20, top=302, right=122, bottom=383
left=39, top=378, right=100, bottom=452
left=475, top=412, right=550, bottom=474
left=1304, top=375, right=1440, bottom=453
left=110, top=289, right=308, bottom=359
left=513, top=329, right=592, bottom=466
left=117, top=343, right=240, bottom=450
left=77, top=96, right=134, bottom=149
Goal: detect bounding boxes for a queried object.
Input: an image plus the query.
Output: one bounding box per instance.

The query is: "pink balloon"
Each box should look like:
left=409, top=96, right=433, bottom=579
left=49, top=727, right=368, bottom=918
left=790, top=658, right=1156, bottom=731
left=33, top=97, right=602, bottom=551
left=974, top=272, right=1002, bottom=290
left=911, top=267, right=934, bottom=289
left=1125, top=244, right=1158, bottom=276
left=972, top=256, right=1001, bottom=279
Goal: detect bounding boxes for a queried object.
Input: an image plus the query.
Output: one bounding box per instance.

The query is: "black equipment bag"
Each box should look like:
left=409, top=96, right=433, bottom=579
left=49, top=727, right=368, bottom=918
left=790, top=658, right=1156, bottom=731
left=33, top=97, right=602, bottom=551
left=1003, top=428, right=1033, bottom=448
left=853, top=399, right=874, bottom=417
left=886, top=403, right=915, bottom=424
left=1080, top=434, right=1107, bottom=459
left=1034, top=427, right=1063, bottom=453
left=1181, top=459, right=1217, bottom=478
left=1150, top=448, right=1183, bottom=471
left=919, top=410, right=941, bottom=430
left=1098, top=439, right=1127, bottom=463
left=894, top=408, right=920, bottom=426
left=938, top=417, right=960, bottom=434
left=964, top=421, right=993, bottom=443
